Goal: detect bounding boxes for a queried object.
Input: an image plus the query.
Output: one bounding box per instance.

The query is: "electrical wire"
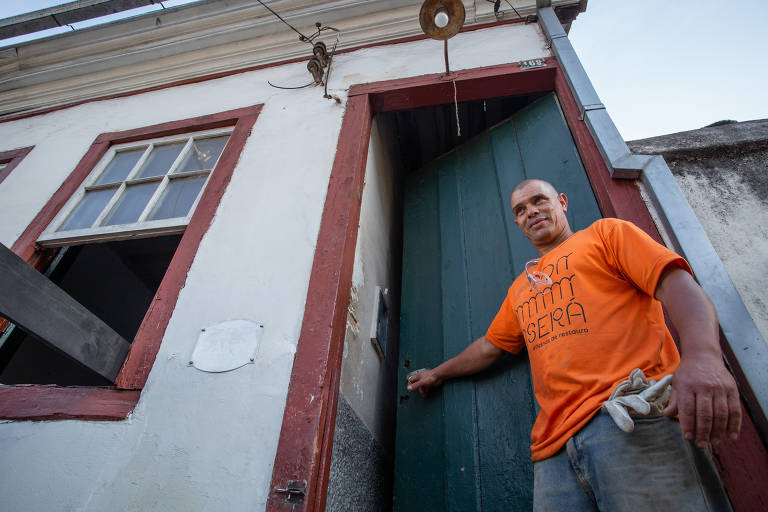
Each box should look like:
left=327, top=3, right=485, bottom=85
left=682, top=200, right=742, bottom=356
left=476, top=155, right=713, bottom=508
left=486, top=0, right=523, bottom=19
left=504, top=0, right=523, bottom=19
left=255, top=0, right=312, bottom=42
left=267, top=80, right=315, bottom=90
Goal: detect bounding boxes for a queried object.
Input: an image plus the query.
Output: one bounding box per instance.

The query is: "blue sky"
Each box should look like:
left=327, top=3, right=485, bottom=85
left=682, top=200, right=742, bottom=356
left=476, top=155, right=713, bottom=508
left=569, top=0, right=768, bottom=140
left=2, top=0, right=766, bottom=140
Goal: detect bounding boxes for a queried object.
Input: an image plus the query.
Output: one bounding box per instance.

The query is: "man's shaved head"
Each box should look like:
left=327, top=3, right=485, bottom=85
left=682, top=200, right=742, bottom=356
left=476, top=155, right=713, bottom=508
left=512, top=178, right=558, bottom=197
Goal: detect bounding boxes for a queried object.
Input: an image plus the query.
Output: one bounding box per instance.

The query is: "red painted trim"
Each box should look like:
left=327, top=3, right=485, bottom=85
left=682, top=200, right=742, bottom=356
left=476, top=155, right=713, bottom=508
left=10, top=141, right=110, bottom=263
left=266, top=94, right=372, bottom=511
left=0, top=104, right=262, bottom=419
left=0, top=62, right=304, bottom=125
left=712, top=405, right=768, bottom=511
left=0, top=18, right=530, bottom=125
left=0, top=146, right=34, bottom=186
left=350, top=59, right=557, bottom=113
left=0, top=386, right=140, bottom=421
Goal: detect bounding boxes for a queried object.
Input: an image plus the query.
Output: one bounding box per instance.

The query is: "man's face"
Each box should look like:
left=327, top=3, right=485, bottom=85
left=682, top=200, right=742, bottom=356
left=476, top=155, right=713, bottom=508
left=510, top=181, right=570, bottom=246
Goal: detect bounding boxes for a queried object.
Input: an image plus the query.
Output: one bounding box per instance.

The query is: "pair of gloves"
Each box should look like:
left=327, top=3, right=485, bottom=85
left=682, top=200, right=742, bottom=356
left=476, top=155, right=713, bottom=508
left=602, top=368, right=673, bottom=433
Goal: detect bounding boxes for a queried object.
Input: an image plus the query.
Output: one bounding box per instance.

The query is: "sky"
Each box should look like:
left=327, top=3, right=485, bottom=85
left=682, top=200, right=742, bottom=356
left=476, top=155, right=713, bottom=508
left=568, top=0, right=768, bottom=140
left=1, top=0, right=766, bottom=141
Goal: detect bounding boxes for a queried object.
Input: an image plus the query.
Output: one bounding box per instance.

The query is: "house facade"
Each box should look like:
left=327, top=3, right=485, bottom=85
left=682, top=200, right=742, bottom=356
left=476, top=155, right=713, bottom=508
left=0, top=1, right=765, bottom=510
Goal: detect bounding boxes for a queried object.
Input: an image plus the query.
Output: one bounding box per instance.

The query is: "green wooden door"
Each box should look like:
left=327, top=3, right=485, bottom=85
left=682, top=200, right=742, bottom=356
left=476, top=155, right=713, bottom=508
left=395, top=94, right=602, bottom=511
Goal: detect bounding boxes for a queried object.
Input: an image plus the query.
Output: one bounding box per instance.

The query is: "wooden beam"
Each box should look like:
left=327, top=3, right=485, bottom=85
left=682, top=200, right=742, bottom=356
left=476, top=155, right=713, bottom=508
left=350, top=60, right=557, bottom=113
left=0, top=386, right=140, bottom=421
left=0, top=242, right=130, bottom=383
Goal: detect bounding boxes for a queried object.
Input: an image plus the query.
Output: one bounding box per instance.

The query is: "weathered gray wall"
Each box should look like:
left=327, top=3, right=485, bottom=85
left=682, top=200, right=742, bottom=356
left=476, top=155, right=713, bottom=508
left=628, top=119, right=768, bottom=343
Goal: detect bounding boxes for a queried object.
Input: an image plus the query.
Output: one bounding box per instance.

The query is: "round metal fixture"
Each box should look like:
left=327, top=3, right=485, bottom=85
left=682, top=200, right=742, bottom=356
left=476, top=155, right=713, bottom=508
left=419, top=0, right=465, bottom=40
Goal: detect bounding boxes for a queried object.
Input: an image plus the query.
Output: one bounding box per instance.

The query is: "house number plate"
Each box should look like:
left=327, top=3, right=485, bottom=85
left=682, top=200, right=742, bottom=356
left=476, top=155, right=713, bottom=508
left=519, top=58, right=546, bottom=70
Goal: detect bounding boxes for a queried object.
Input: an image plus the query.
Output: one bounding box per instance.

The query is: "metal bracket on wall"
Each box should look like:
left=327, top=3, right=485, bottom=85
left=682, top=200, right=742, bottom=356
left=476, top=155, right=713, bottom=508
left=274, top=480, right=307, bottom=504
left=537, top=6, right=768, bottom=443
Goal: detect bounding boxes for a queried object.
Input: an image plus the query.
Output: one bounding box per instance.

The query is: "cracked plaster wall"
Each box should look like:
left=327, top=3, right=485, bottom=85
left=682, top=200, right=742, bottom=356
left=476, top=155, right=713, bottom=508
left=629, top=120, right=768, bottom=343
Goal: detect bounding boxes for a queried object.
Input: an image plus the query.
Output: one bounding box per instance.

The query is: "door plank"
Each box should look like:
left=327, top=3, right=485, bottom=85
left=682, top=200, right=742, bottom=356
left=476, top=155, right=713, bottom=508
left=395, top=162, right=446, bottom=510
left=437, top=151, right=482, bottom=511
left=458, top=132, right=534, bottom=510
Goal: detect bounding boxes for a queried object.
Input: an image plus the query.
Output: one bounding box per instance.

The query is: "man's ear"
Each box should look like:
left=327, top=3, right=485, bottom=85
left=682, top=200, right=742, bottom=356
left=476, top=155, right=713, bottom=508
left=558, top=192, right=568, bottom=212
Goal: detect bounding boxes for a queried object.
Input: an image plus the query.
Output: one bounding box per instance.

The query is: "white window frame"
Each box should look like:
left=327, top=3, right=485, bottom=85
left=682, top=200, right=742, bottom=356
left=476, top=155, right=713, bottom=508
left=38, top=127, right=232, bottom=248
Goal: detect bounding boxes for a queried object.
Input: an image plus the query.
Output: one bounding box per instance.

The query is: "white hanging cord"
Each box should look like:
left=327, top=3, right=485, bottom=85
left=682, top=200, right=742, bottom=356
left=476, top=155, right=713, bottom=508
left=453, top=79, right=461, bottom=137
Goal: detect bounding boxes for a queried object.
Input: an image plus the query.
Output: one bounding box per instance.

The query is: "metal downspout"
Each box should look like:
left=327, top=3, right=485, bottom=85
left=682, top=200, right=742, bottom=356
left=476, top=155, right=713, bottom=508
left=537, top=6, right=768, bottom=443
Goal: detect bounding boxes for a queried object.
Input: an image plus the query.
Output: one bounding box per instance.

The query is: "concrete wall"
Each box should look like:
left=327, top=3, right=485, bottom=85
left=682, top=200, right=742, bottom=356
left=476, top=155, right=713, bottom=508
left=628, top=120, right=768, bottom=344
left=0, top=22, right=551, bottom=511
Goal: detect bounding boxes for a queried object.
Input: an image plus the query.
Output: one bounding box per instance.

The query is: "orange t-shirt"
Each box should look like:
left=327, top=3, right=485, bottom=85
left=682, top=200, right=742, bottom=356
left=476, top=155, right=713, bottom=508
left=485, top=218, right=691, bottom=461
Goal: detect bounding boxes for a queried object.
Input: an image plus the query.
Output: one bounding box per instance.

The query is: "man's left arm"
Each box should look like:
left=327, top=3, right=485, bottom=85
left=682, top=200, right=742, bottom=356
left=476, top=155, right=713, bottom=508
left=655, top=267, right=742, bottom=447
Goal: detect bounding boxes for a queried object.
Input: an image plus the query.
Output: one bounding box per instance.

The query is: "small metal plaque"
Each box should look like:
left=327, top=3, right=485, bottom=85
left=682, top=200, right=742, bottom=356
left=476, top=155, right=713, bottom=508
left=370, top=286, right=389, bottom=360
left=190, top=319, right=263, bottom=372
left=519, top=58, right=545, bottom=70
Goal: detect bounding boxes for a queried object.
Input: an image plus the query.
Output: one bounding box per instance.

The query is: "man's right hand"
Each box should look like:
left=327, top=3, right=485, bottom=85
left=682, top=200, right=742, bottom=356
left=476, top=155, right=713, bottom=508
left=407, top=369, right=443, bottom=397
left=405, top=336, right=505, bottom=398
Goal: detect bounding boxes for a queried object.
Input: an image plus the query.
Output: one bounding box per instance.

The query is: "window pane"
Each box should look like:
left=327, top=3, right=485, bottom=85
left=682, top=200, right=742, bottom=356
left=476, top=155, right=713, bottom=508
left=134, top=142, right=185, bottom=179
left=59, top=188, right=116, bottom=231
left=149, top=175, right=207, bottom=220
left=103, top=182, right=159, bottom=226
left=95, top=148, right=145, bottom=185
left=175, top=135, right=229, bottom=173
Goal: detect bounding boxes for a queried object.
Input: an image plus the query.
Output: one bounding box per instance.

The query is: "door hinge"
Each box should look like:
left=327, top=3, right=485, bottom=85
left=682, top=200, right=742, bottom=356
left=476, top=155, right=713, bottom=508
left=274, top=480, right=307, bottom=504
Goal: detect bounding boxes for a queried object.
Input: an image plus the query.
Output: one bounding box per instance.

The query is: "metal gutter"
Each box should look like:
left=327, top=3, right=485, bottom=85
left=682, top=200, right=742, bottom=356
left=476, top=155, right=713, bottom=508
left=537, top=6, right=768, bottom=442
left=0, top=0, right=164, bottom=40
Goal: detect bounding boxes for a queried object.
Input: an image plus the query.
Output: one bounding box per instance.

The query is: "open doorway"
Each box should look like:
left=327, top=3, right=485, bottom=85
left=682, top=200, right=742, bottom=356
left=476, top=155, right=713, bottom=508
left=327, top=91, right=569, bottom=511
left=269, top=62, right=657, bottom=511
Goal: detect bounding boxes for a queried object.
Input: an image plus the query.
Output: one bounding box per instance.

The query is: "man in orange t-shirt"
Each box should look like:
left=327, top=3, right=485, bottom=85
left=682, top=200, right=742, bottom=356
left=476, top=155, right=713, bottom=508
left=407, top=179, right=741, bottom=510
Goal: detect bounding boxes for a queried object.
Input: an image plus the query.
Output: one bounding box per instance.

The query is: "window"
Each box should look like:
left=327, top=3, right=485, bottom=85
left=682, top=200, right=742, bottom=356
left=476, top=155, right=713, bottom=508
left=39, top=129, right=231, bottom=247
left=0, top=146, right=34, bottom=186
left=0, top=105, right=262, bottom=420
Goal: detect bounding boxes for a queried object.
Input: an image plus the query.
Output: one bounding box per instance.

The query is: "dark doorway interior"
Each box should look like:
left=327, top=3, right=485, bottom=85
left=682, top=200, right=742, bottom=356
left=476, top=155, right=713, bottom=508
left=379, top=92, right=548, bottom=174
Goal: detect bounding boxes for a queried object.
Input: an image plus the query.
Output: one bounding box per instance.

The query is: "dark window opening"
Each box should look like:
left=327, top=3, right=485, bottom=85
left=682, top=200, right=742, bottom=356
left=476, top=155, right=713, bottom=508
left=0, top=234, right=182, bottom=386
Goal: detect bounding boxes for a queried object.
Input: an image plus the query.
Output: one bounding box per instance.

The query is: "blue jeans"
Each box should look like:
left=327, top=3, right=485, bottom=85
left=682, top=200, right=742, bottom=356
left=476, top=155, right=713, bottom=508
left=533, top=412, right=732, bottom=511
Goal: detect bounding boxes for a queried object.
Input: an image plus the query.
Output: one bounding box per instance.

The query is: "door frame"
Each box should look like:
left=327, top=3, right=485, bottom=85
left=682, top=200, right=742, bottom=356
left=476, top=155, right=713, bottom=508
left=266, top=58, right=761, bottom=511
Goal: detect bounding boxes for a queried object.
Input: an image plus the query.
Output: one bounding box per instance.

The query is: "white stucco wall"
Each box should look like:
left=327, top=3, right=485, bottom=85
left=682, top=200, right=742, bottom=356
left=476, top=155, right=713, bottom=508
left=0, top=23, right=550, bottom=511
